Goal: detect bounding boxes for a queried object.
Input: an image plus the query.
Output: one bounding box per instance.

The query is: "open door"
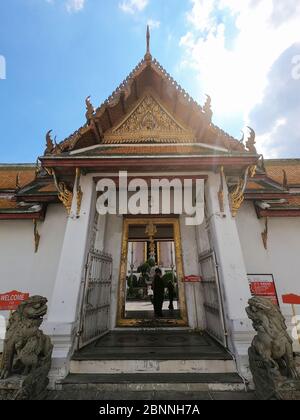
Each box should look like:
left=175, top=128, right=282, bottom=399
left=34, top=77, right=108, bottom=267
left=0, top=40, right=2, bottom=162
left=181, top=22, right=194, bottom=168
left=199, top=248, right=228, bottom=347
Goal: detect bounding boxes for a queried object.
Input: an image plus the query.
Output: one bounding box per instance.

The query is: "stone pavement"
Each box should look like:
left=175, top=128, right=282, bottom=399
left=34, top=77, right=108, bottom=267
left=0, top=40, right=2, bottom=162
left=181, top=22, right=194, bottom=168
left=47, top=390, right=256, bottom=400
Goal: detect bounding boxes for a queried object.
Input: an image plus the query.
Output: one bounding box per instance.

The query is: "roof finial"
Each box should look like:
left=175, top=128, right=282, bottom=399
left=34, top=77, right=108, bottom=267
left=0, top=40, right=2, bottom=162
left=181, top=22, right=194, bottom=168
left=145, top=25, right=152, bottom=61
left=147, top=25, right=150, bottom=54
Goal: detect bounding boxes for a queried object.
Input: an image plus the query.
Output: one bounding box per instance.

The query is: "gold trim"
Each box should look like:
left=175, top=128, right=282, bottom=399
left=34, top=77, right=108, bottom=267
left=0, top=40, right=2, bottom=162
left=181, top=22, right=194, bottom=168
left=52, top=169, right=73, bottom=215
left=218, top=166, right=224, bottom=213
left=157, top=241, right=161, bottom=266
left=230, top=178, right=245, bottom=217
left=261, top=217, right=268, bottom=250
left=117, top=217, right=188, bottom=327
left=76, top=168, right=83, bottom=218
left=230, top=166, right=256, bottom=217
left=104, top=91, right=195, bottom=144
left=33, top=220, right=40, bottom=253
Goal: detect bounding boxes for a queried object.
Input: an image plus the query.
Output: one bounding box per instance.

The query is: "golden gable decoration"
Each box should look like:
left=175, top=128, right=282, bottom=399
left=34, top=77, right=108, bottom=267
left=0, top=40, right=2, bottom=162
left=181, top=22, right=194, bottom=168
left=104, top=93, right=195, bottom=144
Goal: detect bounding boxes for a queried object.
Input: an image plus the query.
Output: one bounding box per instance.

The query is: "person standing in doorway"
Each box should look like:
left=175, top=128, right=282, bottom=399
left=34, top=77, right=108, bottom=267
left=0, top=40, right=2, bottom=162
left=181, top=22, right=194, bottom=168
left=152, top=268, right=165, bottom=318
left=167, top=280, right=175, bottom=311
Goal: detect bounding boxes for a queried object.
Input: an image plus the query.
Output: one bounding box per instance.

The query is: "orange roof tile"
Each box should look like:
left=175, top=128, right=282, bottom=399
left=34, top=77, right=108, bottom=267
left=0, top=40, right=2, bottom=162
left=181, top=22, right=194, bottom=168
left=0, top=166, right=36, bottom=190
left=246, top=181, right=265, bottom=190
left=0, top=198, right=18, bottom=210
left=38, top=183, right=57, bottom=193
left=265, top=160, right=300, bottom=186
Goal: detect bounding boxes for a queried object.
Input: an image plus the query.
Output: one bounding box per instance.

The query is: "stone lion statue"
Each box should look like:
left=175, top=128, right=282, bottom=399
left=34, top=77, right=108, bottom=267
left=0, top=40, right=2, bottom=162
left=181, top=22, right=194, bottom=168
left=246, top=296, right=299, bottom=400
left=0, top=296, right=53, bottom=400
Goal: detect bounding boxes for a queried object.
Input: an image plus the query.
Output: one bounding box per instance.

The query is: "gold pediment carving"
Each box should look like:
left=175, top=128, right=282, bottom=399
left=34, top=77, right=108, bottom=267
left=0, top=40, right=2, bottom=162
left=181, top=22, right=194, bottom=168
left=104, top=94, right=195, bottom=143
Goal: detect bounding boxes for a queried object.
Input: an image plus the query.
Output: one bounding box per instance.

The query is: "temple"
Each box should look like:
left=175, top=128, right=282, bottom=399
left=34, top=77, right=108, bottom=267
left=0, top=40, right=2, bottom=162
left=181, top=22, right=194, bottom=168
left=0, top=28, right=300, bottom=392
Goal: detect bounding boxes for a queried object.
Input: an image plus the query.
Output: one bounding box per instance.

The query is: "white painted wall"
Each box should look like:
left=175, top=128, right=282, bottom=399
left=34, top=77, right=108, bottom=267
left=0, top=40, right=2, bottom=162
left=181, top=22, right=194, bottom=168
left=0, top=204, right=67, bottom=349
left=236, top=201, right=300, bottom=351
left=103, top=214, right=123, bottom=329
left=180, top=216, right=206, bottom=330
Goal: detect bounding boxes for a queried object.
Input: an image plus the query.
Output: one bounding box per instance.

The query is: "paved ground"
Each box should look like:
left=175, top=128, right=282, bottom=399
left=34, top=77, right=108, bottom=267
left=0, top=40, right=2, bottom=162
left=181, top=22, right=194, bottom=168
left=126, top=300, right=180, bottom=320
left=72, top=330, right=231, bottom=361
left=47, top=390, right=256, bottom=400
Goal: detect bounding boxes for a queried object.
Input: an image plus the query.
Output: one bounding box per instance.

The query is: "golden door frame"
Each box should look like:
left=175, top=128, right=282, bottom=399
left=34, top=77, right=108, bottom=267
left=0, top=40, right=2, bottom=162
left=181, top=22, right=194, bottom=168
left=117, top=217, right=188, bottom=327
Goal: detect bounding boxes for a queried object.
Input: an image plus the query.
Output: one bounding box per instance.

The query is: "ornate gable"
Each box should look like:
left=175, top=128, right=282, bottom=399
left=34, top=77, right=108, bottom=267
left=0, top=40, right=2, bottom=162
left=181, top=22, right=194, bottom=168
left=104, top=93, right=195, bottom=144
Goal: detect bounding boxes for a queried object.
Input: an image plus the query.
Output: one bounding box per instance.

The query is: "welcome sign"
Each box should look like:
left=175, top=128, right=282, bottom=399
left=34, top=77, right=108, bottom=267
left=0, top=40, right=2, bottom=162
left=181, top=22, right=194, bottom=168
left=0, top=290, right=29, bottom=311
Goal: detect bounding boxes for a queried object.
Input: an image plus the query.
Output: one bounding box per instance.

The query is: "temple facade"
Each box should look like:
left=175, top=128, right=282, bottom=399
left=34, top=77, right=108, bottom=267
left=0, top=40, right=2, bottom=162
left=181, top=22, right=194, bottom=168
left=0, top=31, right=300, bottom=390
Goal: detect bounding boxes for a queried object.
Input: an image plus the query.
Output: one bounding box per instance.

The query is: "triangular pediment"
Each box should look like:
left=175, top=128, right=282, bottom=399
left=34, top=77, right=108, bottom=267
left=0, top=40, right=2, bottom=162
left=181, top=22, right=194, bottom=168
left=104, top=93, right=195, bottom=144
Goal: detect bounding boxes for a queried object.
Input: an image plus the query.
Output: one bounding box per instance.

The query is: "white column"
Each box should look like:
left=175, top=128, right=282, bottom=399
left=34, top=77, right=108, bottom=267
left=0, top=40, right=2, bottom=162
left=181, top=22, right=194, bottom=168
left=44, top=175, right=96, bottom=380
left=205, top=172, right=254, bottom=377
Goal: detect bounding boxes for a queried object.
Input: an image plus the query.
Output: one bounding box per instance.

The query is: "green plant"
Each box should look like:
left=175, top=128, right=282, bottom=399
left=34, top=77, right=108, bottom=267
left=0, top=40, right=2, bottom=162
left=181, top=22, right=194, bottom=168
left=162, top=271, right=177, bottom=286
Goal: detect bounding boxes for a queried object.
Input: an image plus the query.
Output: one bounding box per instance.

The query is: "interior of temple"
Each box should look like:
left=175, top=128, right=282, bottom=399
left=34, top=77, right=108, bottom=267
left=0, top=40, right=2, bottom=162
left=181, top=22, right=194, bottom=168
left=124, top=221, right=181, bottom=322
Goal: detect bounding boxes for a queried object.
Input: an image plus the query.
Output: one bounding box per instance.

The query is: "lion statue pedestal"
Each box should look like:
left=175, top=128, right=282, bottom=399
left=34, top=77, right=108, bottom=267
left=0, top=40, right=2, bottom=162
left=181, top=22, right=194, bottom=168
left=246, top=296, right=300, bottom=400
left=0, top=296, right=53, bottom=400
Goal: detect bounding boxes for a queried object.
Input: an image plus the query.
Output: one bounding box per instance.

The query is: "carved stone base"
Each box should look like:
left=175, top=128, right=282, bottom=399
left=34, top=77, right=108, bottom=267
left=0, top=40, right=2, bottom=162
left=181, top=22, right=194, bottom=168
left=277, top=380, right=300, bottom=400
left=249, top=348, right=300, bottom=400
left=0, top=375, right=49, bottom=401
left=0, top=376, right=24, bottom=400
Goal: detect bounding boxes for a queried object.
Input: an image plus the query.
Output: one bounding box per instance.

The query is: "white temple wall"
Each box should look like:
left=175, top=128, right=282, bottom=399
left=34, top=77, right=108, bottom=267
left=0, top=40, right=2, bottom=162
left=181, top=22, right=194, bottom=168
left=103, top=214, right=123, bottom=329
left=0, top=204, right=67, bottom=350
left=180, top=216, right=206, bottom=330
left=236, top=201, right=300, bottom=351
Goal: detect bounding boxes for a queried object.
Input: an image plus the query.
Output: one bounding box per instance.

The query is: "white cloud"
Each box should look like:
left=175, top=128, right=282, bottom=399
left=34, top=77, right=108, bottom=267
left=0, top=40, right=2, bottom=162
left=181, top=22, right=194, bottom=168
left=66, top=0, right=85, bottom=13
left=147, top=19, right=160, bottom=29
left=119, top=0, right=148, bottom=14
left=180, top=0, right=300, bottom=141
left=45, top=0, right=85, bottom=13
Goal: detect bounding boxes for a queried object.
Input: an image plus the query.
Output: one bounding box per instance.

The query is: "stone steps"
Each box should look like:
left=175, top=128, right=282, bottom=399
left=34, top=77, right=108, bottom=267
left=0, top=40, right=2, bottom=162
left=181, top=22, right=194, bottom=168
left=59, top=372, right=246, bottom=393
left=70, top=358, right=236, bottom=375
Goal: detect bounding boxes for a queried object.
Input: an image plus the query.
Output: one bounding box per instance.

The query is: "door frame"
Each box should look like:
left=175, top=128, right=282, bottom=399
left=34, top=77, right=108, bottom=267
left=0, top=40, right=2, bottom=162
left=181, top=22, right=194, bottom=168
left=117, top=216, right=188, bottom=327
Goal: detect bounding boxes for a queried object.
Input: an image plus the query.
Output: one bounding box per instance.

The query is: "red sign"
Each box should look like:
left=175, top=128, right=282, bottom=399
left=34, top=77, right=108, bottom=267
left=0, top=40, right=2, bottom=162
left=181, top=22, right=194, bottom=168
left=0, top=291, right=29, bottom=311
left=282, top=294, right=300, bottom=305
left=248, top=274, right=279, bottom=306
left=250, top=281, right=277, bottom=296
left=184, top=275, right=202, bottom=283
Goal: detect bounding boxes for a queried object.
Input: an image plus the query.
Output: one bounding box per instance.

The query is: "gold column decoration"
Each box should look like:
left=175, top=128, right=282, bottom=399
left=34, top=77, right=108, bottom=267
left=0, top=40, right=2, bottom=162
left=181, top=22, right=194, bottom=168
left=218, top=166, right=225, bottom=213
left=75, top=168, right=83, bottom=218
left=261, top=217, right=268, bottom=250
left=52, top=169, right=73, bottom=215
left=145, top=222, right=157, bottom=260
left=230, top=179, right=245, bottom=217
left=16, top=172, right=21, bottom=190
left=230, top=165, right=256, bottom=217
left=33, top=220, right=40, bottom=253
left=249, top=165, right=257, bottom=178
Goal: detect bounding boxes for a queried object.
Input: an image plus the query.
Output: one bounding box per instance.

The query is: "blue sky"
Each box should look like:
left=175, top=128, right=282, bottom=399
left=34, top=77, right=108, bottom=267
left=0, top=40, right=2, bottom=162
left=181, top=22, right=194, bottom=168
left=0, top=0, right=300, bottom=162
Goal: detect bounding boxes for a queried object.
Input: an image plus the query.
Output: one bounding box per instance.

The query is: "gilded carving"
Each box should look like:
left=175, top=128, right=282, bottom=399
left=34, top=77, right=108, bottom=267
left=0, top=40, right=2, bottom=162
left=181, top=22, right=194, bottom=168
left=145, top=222, right=157, bottom=258
left=230, top=179, right=245, bottom=217
left=33, top=220, right=40, bottom=253
left=105, top=94, right=195, bottom=143
left=58, top=183, right=73, bottom=215
left=261, top=218, right=268, bottom=250
left=52, top=170, right=73, bottom=215
left=75, top=168, right=83, bottom=218
left=230, top=165, right=256, bottom=217
left=218, top=166, right=225, bottom=213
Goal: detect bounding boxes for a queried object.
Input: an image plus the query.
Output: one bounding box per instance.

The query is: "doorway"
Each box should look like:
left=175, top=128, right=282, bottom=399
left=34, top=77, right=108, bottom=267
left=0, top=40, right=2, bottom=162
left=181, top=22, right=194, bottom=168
left=117, top=217, right=188, bottom=327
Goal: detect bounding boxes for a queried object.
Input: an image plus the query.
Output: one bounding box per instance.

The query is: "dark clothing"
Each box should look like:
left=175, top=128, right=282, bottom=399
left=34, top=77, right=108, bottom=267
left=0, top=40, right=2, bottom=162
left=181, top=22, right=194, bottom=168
left=152, top=274, right=165, bottom=317
left=167, top=281, right=175, bottom=311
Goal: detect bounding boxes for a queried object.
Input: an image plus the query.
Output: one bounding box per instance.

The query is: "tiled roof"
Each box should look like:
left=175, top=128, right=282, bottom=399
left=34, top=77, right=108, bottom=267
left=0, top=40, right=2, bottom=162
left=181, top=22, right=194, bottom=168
left=38, top=184, right=57, bottom=193
left=0, top=198, right=18, bottom=210
left=246, top=181, right=265, bottom=190
left=0, top=166, right=36, bottom=190
left=265, top=159, right=300, bottom=186
left=72, top=144, right=228, bottom=157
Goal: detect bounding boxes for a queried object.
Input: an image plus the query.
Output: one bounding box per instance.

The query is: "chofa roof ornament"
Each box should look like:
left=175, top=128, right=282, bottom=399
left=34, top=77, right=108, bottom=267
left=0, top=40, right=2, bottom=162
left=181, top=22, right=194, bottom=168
left=240, top=126, right=257, bottom=154
left=145, top=25, right=152, bottom=62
